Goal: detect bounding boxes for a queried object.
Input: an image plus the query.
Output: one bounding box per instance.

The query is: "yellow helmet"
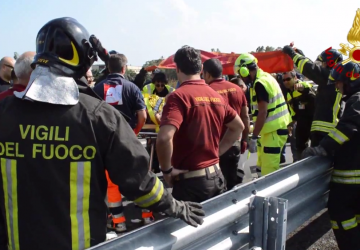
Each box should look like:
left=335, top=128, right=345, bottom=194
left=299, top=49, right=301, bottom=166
left=234, top=53, right=258, bottom=77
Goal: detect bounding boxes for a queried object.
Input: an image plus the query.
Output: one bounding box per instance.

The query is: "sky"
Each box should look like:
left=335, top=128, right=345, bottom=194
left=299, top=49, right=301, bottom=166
left=0, top=0, right=359, bottom=67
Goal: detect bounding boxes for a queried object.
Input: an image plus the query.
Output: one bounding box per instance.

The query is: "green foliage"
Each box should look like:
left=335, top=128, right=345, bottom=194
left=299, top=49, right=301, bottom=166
left=14, top=52, right=19, bottom=60
left=211, top=48, right=221, bottom=53
left=251, top=46, right=276, bottom=53
left=92, top=69, right=101, bottom=82
left=125, top=69, right=137, bottom=80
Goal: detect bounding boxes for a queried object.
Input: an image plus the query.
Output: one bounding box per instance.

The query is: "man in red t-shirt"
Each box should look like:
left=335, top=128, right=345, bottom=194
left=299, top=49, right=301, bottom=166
left=0, top=51, right=35, bottom=101
left=156, top=46, right=244, bottom=202
left=203, top=59, right=250, bottom=190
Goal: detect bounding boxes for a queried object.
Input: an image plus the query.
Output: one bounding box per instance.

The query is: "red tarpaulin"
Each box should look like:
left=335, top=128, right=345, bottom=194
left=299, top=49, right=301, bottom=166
left=145, top=50, right=294, bottom=75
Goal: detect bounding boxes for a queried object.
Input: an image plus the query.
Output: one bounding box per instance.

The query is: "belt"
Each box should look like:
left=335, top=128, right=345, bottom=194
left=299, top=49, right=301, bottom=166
left=175, top=164, right=220, bottom=181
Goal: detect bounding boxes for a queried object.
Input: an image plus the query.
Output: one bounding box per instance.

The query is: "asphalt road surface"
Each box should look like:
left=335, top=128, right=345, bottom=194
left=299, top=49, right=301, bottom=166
left=112, top=140, right=337, bottom=249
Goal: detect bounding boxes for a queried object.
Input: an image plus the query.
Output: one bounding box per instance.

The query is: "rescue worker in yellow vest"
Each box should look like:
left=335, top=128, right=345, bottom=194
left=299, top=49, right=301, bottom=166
left=142, top=71, right=175, bottom=98
left=234, top=54, right=291, bottom=176
left=302, top=61, right=360, bottom=250
left=283, top=70, right=316, bottom=162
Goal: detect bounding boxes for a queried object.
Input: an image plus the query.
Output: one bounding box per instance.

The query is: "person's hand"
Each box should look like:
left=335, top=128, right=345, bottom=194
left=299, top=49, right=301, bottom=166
left=283, top=45, right=296, bottom=58
left=162, top=168, right=188, bottom=188
left=301, top=145, right=328, bottom=159
left=294, top=83, right=304, bottom=91
left=287, top=125, right=293, bottom=136
left=165, top=199, right=205, bottom=227
left=89, top=35, right=109, bottom=63
left=241, top=140, right=247, bottom=154
left=248, top=136, right=259, bottom=153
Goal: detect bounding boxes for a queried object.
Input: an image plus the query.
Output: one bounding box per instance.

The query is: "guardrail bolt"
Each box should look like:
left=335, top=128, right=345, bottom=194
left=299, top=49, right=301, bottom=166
left=251, top=205, right=256, bottom=210
left=232, top=199, right=238, bottom=204
left=252, top=190, right=257, bottom=195
left=232, top=230, right=238, bottom=235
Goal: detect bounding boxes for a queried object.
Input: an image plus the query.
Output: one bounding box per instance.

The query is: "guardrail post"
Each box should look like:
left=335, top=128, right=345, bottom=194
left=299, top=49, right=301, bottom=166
left=249, top=196, right=288, bottom=250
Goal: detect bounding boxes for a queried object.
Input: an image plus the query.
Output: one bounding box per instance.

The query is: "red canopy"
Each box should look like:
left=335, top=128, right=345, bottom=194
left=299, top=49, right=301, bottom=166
left=145, top=50, right=294, bottom=75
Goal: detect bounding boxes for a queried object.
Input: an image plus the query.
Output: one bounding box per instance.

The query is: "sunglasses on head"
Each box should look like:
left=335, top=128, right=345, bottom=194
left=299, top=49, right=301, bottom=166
left=4, top=64, right=14, bottom=69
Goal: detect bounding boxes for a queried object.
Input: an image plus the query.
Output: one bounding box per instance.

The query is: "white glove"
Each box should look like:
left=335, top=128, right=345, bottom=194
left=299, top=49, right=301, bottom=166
left=248, top=137, right=258, bottom=153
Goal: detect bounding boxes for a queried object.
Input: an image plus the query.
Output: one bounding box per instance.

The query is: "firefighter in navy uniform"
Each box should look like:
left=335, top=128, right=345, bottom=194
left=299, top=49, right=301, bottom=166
left=283, top=46, right=343, bottom=146
left=302, top=61, right=360, bottom=250
left=0, top=17, right=204, bottom=250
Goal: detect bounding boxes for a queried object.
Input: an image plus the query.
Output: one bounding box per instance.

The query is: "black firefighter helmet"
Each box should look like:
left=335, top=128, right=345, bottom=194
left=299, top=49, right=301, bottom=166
left=316, top=48, right=343, bottom=69
left=329, top=61, right=360, bottom=95
left=32, top=17, right=97, bottom=78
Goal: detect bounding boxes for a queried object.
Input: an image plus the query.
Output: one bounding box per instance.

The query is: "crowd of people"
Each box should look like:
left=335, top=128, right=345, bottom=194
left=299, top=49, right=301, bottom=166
left=0, top=16, right=359, bottom=250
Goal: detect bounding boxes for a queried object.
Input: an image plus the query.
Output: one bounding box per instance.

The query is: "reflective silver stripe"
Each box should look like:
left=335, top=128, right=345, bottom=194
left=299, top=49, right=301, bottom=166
left=108, top=201, right=123, bottom=207
left=77, top=162, right=85, bottom=250
left=311, top=121, right=336, bottom=128
left=147, top=85, right=152, bottom=95
left=113, top=213, right=125, bottom=219
left=329, top=130, right=347, bottom=143
left=333, top=170, right=360, bottom=177
left=265, top=108, right=289, bottom=123
left=252, top=92, right=283, bottom=110
left=342, top=218, right=357, bottom=230
left=331, top=176, right=360, bottom=184
left=153, top=98, right=164, bottom=112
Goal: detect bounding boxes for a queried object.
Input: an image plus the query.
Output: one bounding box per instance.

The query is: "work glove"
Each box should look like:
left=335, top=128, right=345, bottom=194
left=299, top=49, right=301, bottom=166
left=283, top=45, right=296, bottom=58
left=241, top=140, right=247, bottom=154
left=165, top=199, right=205, bottom=227
left=301, top=145, right=328, bottom=159
left=248, top=136, right=259, bottom=153
left=89, top=35, right=109, bottom=63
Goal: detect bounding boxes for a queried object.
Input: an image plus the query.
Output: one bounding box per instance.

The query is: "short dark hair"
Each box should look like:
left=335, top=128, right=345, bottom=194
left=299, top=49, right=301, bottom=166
left=283, top=70, right=296, bottom=78
left=174, top=45, right=202, bottom=75
left=203, top=58, right=223, bottom=78
left=230, top=77, right=245, bottom=87
left=108, top=54, right=127, bottom=73
left=152, top=72, right=168, bottom=84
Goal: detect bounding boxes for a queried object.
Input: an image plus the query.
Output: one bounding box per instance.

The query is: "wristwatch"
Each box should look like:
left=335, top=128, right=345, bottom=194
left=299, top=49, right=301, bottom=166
left=161, top=168, right=173, bottom=175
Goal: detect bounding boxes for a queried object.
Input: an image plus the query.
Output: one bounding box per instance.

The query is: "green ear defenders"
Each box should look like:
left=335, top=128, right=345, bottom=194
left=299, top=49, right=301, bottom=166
left=240, top=66, right=250, bottom=77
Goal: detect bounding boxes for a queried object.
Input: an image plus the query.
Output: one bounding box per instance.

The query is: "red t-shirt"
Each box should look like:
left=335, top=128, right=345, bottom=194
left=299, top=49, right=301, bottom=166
left=209, top=79, right=247, bottom=138
left=160, top=80, right=237, bottom=171
left=0, top=84, right=26, bottom=101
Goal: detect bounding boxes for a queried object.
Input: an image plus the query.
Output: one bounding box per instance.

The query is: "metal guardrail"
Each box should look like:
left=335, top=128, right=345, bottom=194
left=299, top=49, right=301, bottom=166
left=89, top=156, right=332, bottom=250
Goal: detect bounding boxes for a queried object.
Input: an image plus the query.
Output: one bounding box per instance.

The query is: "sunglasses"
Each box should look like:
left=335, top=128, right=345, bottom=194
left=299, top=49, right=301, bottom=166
left=156, top=84, right=165, bottom=87
left=283, top=77, right=292, bottom=82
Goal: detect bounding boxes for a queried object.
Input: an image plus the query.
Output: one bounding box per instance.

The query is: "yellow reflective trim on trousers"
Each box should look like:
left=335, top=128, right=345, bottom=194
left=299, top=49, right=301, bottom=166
left=329, top=129, right=349, bottom=145
left=333, top=170, right=360, bottom=177
left=70, top=162, right=91, bottom=250
left=331, top=176, right=360, bottom=184
left=1, top=158, right=19, bottom=250
left=341, top=217, right=357, bottom=230
left=134, top=177, right=164, bottom=207
left=331, top=220, right=339, bottom=229
left=298, top=58, right=309, bottom=74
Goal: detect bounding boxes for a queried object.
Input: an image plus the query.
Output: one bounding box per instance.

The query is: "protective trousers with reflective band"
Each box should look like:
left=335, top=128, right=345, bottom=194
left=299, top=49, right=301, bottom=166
left=250, top=69, right=291, bottom=135
left=105, top=170, right=125, bottom=224
left=328, top=182, right=360, bottom=250
left=258, top=129, right=288, bottom=176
